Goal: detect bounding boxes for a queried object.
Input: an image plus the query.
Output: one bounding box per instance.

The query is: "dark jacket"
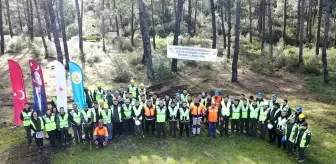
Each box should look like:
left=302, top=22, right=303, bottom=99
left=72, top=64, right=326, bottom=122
left=30, top=116, right=44, bottom=132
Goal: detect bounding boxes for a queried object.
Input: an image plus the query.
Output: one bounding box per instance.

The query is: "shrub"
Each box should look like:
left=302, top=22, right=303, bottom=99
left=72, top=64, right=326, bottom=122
left=114, top=68, right=132, bottom=83
left=66, top=23, right=78, bottom=40
left=276, top=47, right=298, bottom=68
left=302, top=55, right=321, bottom=75
left=118, top=38, right=134, bottom=52
left=127, top=53, right=141, bottom=66
left=184, top=60, right=198, bottom=67
left=153, top=56, right=175, bottom=81
left=198, top=61, right=213, bottom=70
left=6, top=35, right=26, bottom=53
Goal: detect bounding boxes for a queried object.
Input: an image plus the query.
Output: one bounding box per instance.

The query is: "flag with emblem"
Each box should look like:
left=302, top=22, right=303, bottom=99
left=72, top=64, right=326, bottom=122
left=69, top=61, right=85, bottom=110
left=29, top=60, right=48, bottom=115
left=8, top=59, right=27, bottom=125
left=55, top=61, right=68, bottom=112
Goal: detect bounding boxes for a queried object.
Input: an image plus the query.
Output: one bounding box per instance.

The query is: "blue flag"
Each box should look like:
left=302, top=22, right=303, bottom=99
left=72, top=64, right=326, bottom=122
left=69, top=61, right=85, bottom=110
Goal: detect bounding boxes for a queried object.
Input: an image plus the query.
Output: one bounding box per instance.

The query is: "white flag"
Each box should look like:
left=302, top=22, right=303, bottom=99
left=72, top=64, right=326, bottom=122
left=55, top=61, right=68, bottom=112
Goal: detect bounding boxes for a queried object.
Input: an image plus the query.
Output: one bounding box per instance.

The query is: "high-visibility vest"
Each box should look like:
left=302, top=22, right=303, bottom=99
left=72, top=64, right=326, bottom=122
left=43, top=114, right=56, bottom=132
left=256, top=100, right=263, bottom=108
left=190, top=104, right=206, bottom=116
left=151, top=98, right=159, bottom=106
left=187, top=101, right=194, bottom=108
left=111, top=106, right=122, bottom=122
left=144, top=105, right=155, bottom=117
left=211, top=96, right=222, bottom=105
left=156, top=106, right=166, bottom=122
left=71, top=111, right=81, bottom=124
left=138, top=88, right=146, bottom=95
left=285, top=123, right=298, bottom=141
left=200, top=98, right=207, bottom=106
left=30, top=117, right=44, bottom=131
left=95, top=89, right=104, bottom=101
left=128, top=85, right=137, bottom=98
left=179, top=108, right=190, bottom=121
left=269, top=100, right=276, bottom=110
left=231, top=105, right=240, bottom=119
left=220, top=101, right=231, bottom=116
left=280, top=104, right=290, bottom=112
left=168, top=106, right=178, bottom=118
left=140, top=100, right=147, bottom=108
left=90, top=107, right=102, bottom=123
left=164, top=99, right=172, bottom=107
left=81, top=110, right=92, bottom=123
left=122, top=104, right=132, bottom=117
left=180, top=94, right=189, bottom=102
left=277, top=117, right=288, bottom=132
left=133, top=105, right=143, bottom=120
left=101, top=109, right=112, bottom=124
left=241, top=104, right=249, bottom=119
left=207, top=106, right=219, bottom=122
left=297, top=129, right=312, bottom=148
left=22, top=111, right=32, bottom=126
left=52, top=96, right=57, bottom=104
left=120, top=91, right=127, bottom=99
left=249, top=105, right=259, bottom=119
left=58, top=113, right=69, bottom=128
left=259, top=107, right=270, bottom=122
left=272, top=108, right=281, bottom=118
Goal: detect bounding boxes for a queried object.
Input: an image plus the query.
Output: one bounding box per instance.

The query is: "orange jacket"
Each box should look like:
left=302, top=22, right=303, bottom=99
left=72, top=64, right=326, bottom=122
left=144, top=105, right=156, bottom=119
left=190, top=104, right=206, bottom=117
left=212, top=96, right=222, bottom=104
left=94, top=126, right=108, bottom=137
left=207, top=106, right=219, bottom=122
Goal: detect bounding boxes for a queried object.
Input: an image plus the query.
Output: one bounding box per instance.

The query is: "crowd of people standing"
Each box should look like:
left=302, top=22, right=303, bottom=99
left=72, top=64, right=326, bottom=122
left=21, top=80, right=312, bottom=163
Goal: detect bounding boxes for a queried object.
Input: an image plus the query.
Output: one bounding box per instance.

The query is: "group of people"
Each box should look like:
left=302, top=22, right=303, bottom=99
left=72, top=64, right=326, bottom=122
left=21, top=80, right=312, bottom=163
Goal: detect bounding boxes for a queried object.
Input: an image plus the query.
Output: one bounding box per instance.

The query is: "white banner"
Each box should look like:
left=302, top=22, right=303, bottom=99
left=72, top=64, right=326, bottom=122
left=55, top=61, right=68, bottom=112
left=167, top=45, right=218, bottom=62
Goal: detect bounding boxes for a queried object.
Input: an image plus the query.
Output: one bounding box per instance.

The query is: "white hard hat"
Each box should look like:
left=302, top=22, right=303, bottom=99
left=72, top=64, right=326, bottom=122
left=135, top=120, right=141, bottom=126
left=267, top=123, right=273, bottom=129
left=263, top=101, right=269, bottom=106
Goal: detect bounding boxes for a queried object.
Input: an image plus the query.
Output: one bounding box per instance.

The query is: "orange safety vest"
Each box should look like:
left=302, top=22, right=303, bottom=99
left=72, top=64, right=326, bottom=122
left=144, top=105, right=156, bottom=117
left=190, top=104, right=206, bottom=116
left=212, top=96, right=222, bottom=104
left=207, top=106, right=219, bottom=122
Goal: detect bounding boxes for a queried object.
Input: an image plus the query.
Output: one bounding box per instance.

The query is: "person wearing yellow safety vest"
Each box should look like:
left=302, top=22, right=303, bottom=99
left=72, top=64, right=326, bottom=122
left=156, top=100, right=167, bottom=138
left=91, top=101, right=102, bottom=127
left=81, top=104, right=93, bottom=143
left=177, top=101, right=190, bottom=137
left=30, top=110, right=44, bottom=153
left=275, top=111, right=288, bottom=149
left=268, top=102, right=281, bottom=144
left=164, top=95, right=171, bottom=109
left=280, top=99, right=292, bottom=117
left=131, top=99, right=144, bottom=137
left=84, top=84, right=93, bottom=108
left=294, top=113, right=306, bottom=152
left=43, top=109, right=57, bottom=148
left=51, top=106, right=61, bottom=144
left=112, top=99, right=124, bottom=138
left=258, top=101, right=270, bottom=140
left=295, top=122, right=311, bottom=163
left=219, top=95, right=231, bottom=136
left=127, top=92, right=135, bottom=106
left=180, top=90, right=189, bottom=102
left=284, top=117, right=299, bottom=155
left=187, top=96, right=194, bottom=108
left=240, top=99, right=250, bottom=136
left=168, top=101, right=179, bottom=138
left=57, top=107, right=69, bottom=146
left=128, top=79, right=139, bottom=98
left=138, top=83, right=147, bottom=96
left=230, top=99, right=241, bottom=135
left=51, top=96, right=57, bottom=108
left=116, top=95, right=124, bottom=106
left=20, top=103, right=32, bottom=146
left=144, top=99, right=156, bottom=136
left=151, top=93, right=160, bottom=106
left=93, top=82, right=105, bottom=102
left=249, top=99, right=259, bottom=136
left=122, top=99, right=134, bottom=135
left=238, top=93, right=246, bottom=108
left=140, top=94, right=147, bottom=107
left=100, top=103, right=113, bottom=140
left=200, top=92, right=207, bottom=106
left=269, top=94, right=278, bottom=110
left=119, top=85, right=127, bottom=100
left=105, top=90, right=114, bottom=107
left=256, top=92, right=264, bottom=108
left=69, top=103, right=83, bottom=144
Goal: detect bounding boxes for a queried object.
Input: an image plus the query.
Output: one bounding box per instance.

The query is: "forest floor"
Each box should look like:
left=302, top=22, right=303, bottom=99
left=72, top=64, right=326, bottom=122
left=0, top=38, right=335, bottom=164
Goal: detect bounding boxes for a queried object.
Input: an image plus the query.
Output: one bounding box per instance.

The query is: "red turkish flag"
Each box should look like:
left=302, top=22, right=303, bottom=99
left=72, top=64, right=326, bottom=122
left=8, top=59, right=27, bottom=125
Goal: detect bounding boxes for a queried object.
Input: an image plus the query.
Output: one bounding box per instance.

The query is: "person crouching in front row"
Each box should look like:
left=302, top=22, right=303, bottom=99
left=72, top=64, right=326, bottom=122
left=93, top=120, right=108, bottom=148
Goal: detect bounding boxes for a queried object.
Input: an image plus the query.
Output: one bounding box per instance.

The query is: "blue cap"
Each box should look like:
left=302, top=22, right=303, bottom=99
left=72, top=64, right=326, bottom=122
left=272, top=94, right=278, bottom=99
left=83, top=103, right=88, bottom=108
left=281, top=137, right=286, bottom=143
left=215, top=90, right=220, bottom=95
left=296, top=107, right=302, bottom=112
left=257, top=92, right=263, bottom=97
left=176, top=93, right=180, bottom=97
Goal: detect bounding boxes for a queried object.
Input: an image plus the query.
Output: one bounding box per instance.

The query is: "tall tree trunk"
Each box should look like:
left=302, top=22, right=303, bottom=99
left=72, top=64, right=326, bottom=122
left=194, top=0, right=197, bottom=34
left=210, top=0, right=216, bottom=49
left=59, top=0, right=69, bottom=68
left=296, top=0, right=301, bottom=46
left=23, top=0, right=28, bottom=26
left=322, top=0, right=331, bottom=83
left=75, top=0, right=83, bottom=52
left=308, top=0, right=313, bottom=42
left=138, top=0, right=154, bottom=79
left=0, top=0, right=4, bottom=55
left=150, top=0, right=156, bottom=49
left=16, top=0, right=23, bottom=31
left=220, top=0, right=226, bottom=49
left=55, top=0, right=61, bottom=35
left=131, top=0, right=135, bottom=46
left=248, top=0, right=252, bottom=43
left=113, top=0, right=119, bottom=37
left=298, top=0, right=305, bottom=65
left=5, top=0, right=13, bottom=37
left=283, top=0, right=287, bottom=46
left=227, top=0, right=232, bottom=58
left=232, top=0, right=241, bottom=82
left=81, top=0, right=84, bottom=21
left=102, top=0, right=106, bottom=52
left=27, top=0, right=34, bottom=40
left=187, top=0, right=192, bottom=36
left=161, top=0, right=165, bottom=24
left=47, top=0, right=63, bottom=64
left=268, top=0, right=273, bottom=54
left=258, top=0, right=263, bottom=34
left=33, top=0, right=48, bottom=58
left=261, top=0, right=266, bottom=50
left=171, top=0, right=184, bottom=72
left=316, top=0, right=323, bottom=55
left=174, top=0, right=176, bottom=18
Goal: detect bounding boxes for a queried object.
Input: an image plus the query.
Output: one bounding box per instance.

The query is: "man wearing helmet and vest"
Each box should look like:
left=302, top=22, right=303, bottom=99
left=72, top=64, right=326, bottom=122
left=180, top=90, right=189, bottom=102
left=294, top=113, right=306, bottom=152
left=119, top=85, right=127, bottom=100
left=93, top=119, right=108, bottom=149
left=90, top=101, right=102, bottom=127
left=211, top=90, right=222, bottom=105
left=93, top=82, right=105, bottom=103
left=69, top=103, right=83, bottom=144
left=20, top=103, right=32, bottom=147
left=295, top=122, right=311, bottom=163
left=178, top=101, right=190, bottom=137
left=230, top=99, right=241, bottom=135
left=132, top=99, right=144, bottom=137
left=138, top=83, right=146, bottom=96
left=269, top=94, right=278, bottom=110
left=220, top=95, right=231, bottom=136
left=258, top=101, right=270, bottom=140
left=206, top=101, right=219, bottom=138
left=240, top=99, right=250, bottom=136
left=294, top=107, right=303, bottom=123
left=168, top=101, right=179, bottom=138
left=275, top=111, right=288, bottom=149
left=249, top=99, right=259, bottom=136
left=100, top=103, right=112, bottom=140
left=81, top=104, right=93, bottom=143
left=111, top=99, right=124, bottom=138
left=122, top=99, right=134, bottom=135
left=84, top=84, right=93, bottom=108
left=284, top=116, right=299, bottom=155
left=128, top=79, right=139, bottom=99
left=256, top=92, right=264, bottom=108
left=144, top=99, right=156, bottom=136
left=238, top=94, right=246, bottom=108
left=190, top=98, right=206, bottom=136
left=57, top=107, right=69, bottom=146
left=268, top=102, right=281, bottom=144
left=43, top=109, right=57, bottom=148
left=156, top=100, right=167, bottom=138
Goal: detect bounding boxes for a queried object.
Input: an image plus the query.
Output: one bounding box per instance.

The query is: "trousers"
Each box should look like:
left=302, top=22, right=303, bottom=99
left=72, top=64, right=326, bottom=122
left=59, top=128, right=69, bottom=144
left=123, top=119, right=133, bottom=135
left=259, top=122, right=267, bottom=139
left=179, top=121, right=190, bottom=137
left=24, top=126, right=32, bottom=145
left=47, top=130, right=56, bottom=147
left=249, top=119, right=258, bottom=136
left=169, top=121, right=177, bottom=137
left=231, top=119, right=240, bottom=133
left=105, top=123, right=113, bottom=139
left=192, top=117, right=202, bottom=135
left=240, top=118, right=249, bottom=135
left=220, top=116, right=230, bottom=136
left=72, top=124, right=83, bottom=143
left=208, top=122, right=217, bottom=136
left=156, top=122, right=166, bottom=137
left=133, top=120, right=143, bottom=136
left=145, top=119, right=155, bottom=135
